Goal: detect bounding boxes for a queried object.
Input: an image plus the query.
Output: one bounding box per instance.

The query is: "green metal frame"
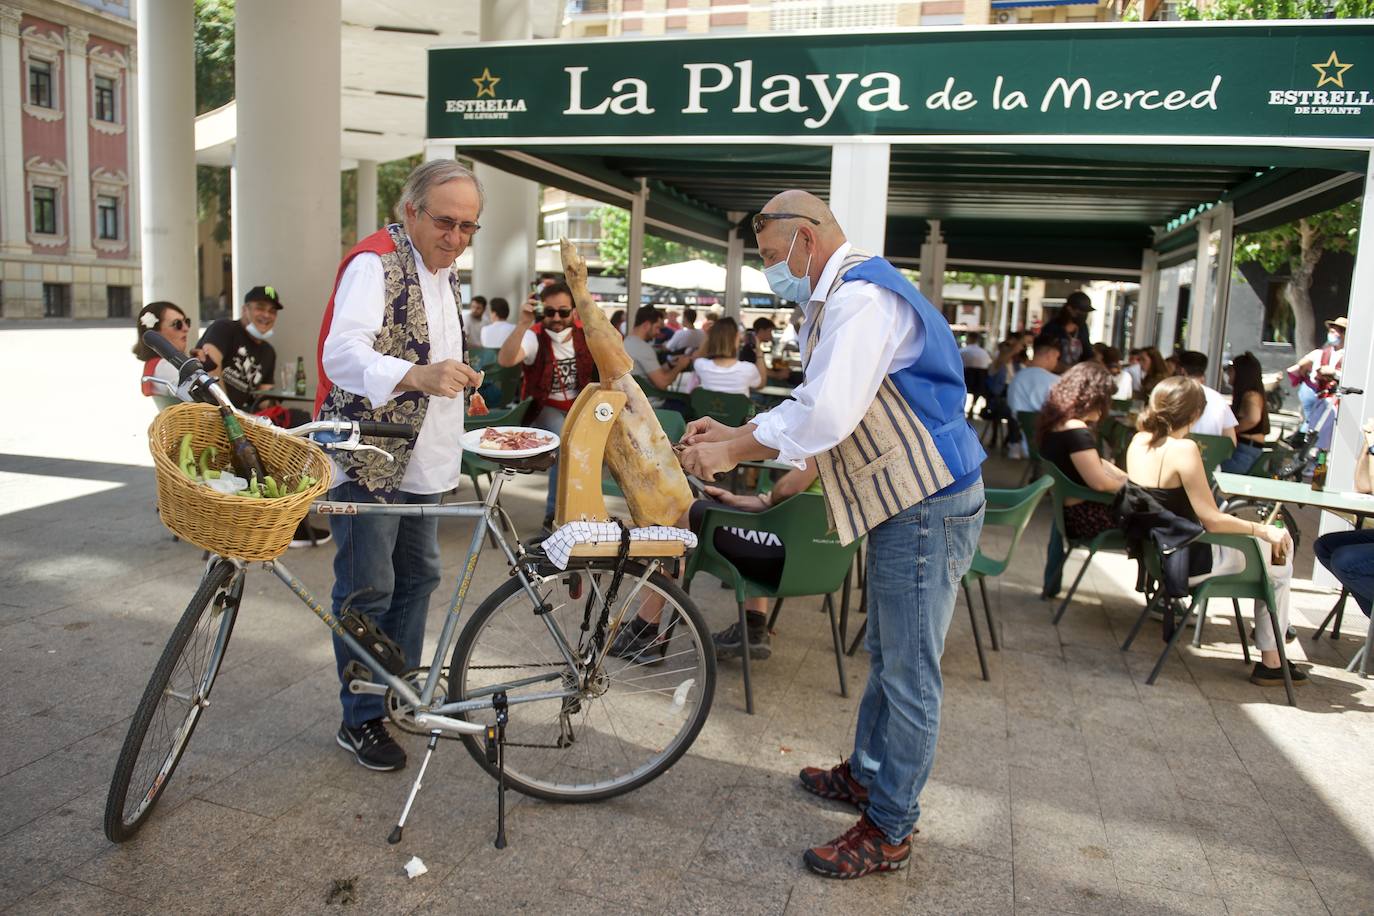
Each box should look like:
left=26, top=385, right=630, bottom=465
left=1044, top=461, right=1129, bottom=626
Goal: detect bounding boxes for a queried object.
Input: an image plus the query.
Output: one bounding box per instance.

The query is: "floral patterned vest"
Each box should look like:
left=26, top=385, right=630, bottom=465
left=315, top=224, right=460, bottom=499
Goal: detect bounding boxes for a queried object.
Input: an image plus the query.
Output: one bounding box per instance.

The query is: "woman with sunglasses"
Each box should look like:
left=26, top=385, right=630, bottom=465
left=133, top=302, right=211, bottom=408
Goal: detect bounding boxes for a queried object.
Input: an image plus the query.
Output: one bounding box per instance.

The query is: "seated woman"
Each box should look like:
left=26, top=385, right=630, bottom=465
left=1126, top=377, right=1300, bottom=687
left=1038, top=362, right=1129, bottom=599
left=1314, top=418, right=1374, bottom=620
left=610, top=460, right=820, bottom=663
left=690, top=317, right=764, bottom=396
left=134, top=301, right=210, bottom=408
left=1220, top=352, right=1269, bottom=474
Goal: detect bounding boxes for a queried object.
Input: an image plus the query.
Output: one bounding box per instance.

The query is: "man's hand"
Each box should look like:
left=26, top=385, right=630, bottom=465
left=702, top=485, right=766, bottom=512
left=679, top=440, right=739, bottom=481
left=682, top=416, right=738, bottom=446
left=517, top=296, right=538, bottom=328
left=402, top=359, right=483, bottom=398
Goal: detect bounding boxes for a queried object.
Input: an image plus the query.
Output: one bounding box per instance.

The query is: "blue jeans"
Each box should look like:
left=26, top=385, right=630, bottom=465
left=531, top=404, right=569, bottom=523
left=1315, top=528, right=1374, bottom=617
left=849, top=479, right=985, bottom=844
left=1220, top=440, right=1263, bottom=474
left=327, top=478, right=443, bottom=726
left=1298, top=384, right=1320, bottom=433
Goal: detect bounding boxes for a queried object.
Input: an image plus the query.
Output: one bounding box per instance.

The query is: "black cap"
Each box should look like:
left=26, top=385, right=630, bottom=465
left=1065, top=291, right=1094, bottom=313
left=244, top=285, right=283, bottom=310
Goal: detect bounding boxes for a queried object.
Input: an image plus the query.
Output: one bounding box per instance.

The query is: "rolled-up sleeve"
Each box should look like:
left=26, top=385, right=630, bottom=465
left=752, top=284, right=916, bottom=467
left=321, top=254, right=415, bottom=408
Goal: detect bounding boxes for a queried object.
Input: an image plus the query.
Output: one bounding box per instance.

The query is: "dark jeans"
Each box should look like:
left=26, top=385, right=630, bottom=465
left=327, top=478, right=443, bottom=726
left=1314, top=528, right=1374, bottom=617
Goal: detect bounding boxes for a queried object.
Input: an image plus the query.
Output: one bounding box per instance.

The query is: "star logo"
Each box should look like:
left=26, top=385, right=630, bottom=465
left=1312, top=51, right=1353, bottom=89
left=472, top=67, right=500, bottom=98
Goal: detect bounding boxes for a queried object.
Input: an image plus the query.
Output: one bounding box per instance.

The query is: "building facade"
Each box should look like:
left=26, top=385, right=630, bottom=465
left=0, top=0, right=138, bottom=319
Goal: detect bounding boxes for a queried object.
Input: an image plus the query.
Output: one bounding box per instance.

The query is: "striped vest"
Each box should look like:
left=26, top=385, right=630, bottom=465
left=808, top=250, right=985, bottom=545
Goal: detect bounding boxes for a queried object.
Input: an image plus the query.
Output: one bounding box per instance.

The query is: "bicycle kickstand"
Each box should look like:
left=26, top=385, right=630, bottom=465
left=487, top=691, right=509, bottom=850
left=388, top=730, right=442, bottom=846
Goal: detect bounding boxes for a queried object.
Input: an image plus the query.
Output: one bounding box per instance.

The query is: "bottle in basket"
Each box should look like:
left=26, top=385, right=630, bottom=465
left=1311, top=449, right=1328, bottom=492
left=220, top=406, right=267, bottom=484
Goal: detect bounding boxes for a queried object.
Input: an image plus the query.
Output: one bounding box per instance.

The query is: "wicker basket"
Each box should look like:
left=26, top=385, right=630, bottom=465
left=150, top=403, right=332, bottom=561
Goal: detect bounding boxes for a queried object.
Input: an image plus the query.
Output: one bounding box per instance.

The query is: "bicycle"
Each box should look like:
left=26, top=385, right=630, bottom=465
left=106, top=333, right=716, bottom=848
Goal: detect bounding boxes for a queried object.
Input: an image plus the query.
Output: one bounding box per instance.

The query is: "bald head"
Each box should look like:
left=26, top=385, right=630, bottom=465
left=755, top=189, right=847, bottom=294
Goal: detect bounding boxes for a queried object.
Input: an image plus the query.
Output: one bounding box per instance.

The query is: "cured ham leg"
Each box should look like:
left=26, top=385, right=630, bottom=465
left=561, top=238, right=694, bottom=527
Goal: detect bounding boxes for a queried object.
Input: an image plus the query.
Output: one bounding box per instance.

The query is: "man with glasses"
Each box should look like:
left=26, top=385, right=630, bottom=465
left=313, top=160, right=485, bottom=772
left=498, top=279, right=597, bottom=531
left=678, top=191, right=986, bottom=879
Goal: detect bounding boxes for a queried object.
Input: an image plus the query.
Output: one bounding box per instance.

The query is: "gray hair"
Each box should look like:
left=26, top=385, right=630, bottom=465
left=396, top=160, right=484, bottom=223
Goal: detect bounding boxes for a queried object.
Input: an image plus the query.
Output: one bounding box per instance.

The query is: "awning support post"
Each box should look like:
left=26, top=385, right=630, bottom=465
left=1134, top=250, right=1159, bottom=349
left=1185, top=214, right=1214, bottom=355
left=1206, top=202, right=1235, bottom=388
left=724, top=211, right=744, bottom=320
left=829, top=142, right=889, bottom=254
left=920, top=220, right=947, bottom=310
left=626, top=177, right=647, bottom=330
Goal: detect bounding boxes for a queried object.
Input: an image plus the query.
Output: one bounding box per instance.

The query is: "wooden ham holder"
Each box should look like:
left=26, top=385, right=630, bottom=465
left=553, top=386, right=687, bottom=560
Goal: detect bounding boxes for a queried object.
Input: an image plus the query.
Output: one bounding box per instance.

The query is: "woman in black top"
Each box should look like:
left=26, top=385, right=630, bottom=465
left=1125, top=377, right=1298, bottom=687
left=1038, top=362, right=1129, bottom=598
left=1220, top=352, right=1269, bottom=473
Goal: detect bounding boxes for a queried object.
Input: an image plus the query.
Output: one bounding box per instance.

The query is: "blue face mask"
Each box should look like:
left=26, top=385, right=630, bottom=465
left=1328, top=332, right=1342, bottom=347
left=763, top=230, right=813, bottom=303
left=245, top=321, right=275, bottom=342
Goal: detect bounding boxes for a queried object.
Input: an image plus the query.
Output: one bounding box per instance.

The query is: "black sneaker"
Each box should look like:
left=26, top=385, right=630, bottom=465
left=336, top=717, right=407, bottom=771
left=609, top=616, right=666, bottom=663
left=713, top=617, right=772, bottom=660
left=1249, top=662, right=1309, bottom=687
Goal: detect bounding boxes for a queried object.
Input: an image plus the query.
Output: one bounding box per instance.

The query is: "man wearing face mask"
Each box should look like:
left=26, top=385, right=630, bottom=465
left=678, top=190, right=986, bottom=880
left=197, top=285, right=283, bottom=411
left=498, top=279, right=597, bottom=530
left=1287, top=316, right=1347, bottom=450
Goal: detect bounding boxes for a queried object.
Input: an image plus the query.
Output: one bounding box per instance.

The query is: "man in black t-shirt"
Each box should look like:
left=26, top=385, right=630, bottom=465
left=197, top=285, right=282, bottom=410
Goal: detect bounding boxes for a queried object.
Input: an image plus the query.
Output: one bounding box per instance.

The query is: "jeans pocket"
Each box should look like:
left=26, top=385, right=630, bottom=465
left=945, top=503, right=986, bottom=585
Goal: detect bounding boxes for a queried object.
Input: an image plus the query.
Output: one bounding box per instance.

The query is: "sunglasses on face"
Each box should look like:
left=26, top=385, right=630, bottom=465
left=165, top=318, right=191, bottom=331
left=544, top=308, right=573, bottom=318
left=420, top=205, right=481, bottom=236
left=751, top=212, right=821, bottom=235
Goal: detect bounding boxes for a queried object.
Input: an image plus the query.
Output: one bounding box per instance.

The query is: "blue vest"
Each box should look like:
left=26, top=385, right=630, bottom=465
left=843, top=257, right=987, bottom=487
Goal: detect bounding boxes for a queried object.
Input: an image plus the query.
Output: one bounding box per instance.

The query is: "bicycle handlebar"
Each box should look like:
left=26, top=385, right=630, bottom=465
left=358, top=421, right=417, bottom=440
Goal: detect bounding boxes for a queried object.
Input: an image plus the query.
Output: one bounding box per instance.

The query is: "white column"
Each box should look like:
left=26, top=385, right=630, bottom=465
left=828, top=143, right=889, bottom=254
left=425, top=142, right=455, bottom=162
left=919, top=219, right=947, bottom=308
left=125, top=45, right=139, bottom=263
left=998, top=276, right=1011, bottom=340
left=356, top=158, right=378, bottom=240
left=0, top=5, right=27, bottom=253
left=65, top=27, right=93, bottom=259
left=473, top=0, right=539, bottom=311
left=1206, top=203, right=1235, bottom=387
left=229, top=154, right=239, bottom=310
left=236, top=0, right=341, bottom=387
left=1011, top=276, right=1023, bottom=331
left=626, top=178, right=647, bottom=329
left=138, top=0, right=198, bottom=323
left=1327, top=152, right=1374, bottom=494
left=1185, top=216, right=1214, bottom=354
left=723, top=210, right=744, bottom=319
left=1134, top=249, right=1159, bottom=348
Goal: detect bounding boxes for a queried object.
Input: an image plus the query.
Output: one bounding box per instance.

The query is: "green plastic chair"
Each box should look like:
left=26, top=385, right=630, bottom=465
left=1101, top=416, right=1135, bottom=468
left=469, top=346, right=501, bottom=370
left=1188, top=433, right=1236, bottom=480
left=1016, top=411, right=1043, bottom=486
left=962, top=476, right=1054, bottom=680
left=683, top=492, right=861, bottom=714
left=690, top=388, right=754, bottom=427
left=1044, top=461, right=1129, bottom=625
left=633, top=375, right=678, bottom=404
left=482, top=364, right=523, bottom=409
left=1111, top=398, right=1134, bottom=414
left=1120, top=533, right=1296, bottom=706
left=603, top=409, right=687, bottom=499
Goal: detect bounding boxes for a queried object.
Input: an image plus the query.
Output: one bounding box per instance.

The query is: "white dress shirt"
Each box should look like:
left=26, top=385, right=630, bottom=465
left=481, top=320, right=517, bottom=348
left=1190, top=383, right=1238, bottom=437
left=322, top=241, right=467, bottom=494
left=752, top=242, right=925, bottom=467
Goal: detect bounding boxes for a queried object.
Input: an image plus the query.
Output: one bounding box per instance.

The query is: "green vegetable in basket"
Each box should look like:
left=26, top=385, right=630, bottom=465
left=263, top=476, right=281, bottom=499
left=179, top=433, right=198, bottom=480
left=293, top=474, right=317, bottom=494
left=244, top=472, right=262, bottom=498
left=198, top=446, right=221, bottom=480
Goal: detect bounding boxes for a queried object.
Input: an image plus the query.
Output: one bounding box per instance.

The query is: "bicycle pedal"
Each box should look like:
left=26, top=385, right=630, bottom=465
left=342, top=660, right=372, bottom=684
left=338, top=608, right=408, bottom=677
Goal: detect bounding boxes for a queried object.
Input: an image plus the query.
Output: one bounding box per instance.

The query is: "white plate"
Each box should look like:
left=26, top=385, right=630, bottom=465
left=461, top=426, right=560, bottom=459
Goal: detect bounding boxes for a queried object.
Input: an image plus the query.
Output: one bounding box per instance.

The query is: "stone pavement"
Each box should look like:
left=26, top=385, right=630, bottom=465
left=2, top=326, right=1373, bottom=914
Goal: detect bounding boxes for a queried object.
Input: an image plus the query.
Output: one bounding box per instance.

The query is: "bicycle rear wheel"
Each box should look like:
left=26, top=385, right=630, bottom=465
left=104, top=559, right=241, bottom=842
left=448, top=560, right=715, bottom=802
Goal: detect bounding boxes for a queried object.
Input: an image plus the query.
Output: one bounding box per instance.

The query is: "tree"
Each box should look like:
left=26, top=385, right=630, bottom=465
left=1172, top=0, right=1374, bottom=18
left=594, top=205, right=724, bottom=273
left=1235, top=200, right=1360, bottom=351
left=194, top=0, right=235, bottom=245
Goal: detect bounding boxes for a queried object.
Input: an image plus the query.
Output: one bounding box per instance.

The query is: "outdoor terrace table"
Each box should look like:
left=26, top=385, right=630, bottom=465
left=251, top=387, right=316, bottom=409
left=1214, top=471, right=1374, bottom=676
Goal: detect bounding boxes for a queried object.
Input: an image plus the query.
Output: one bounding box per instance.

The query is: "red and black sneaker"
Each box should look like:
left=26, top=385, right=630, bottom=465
left=803, top=813, right=911, bottom=879
left=798, top=759, right=869, bottom=811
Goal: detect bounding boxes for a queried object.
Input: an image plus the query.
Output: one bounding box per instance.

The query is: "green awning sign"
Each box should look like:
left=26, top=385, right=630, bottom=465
left=428, top=24, right=1374, bottom=143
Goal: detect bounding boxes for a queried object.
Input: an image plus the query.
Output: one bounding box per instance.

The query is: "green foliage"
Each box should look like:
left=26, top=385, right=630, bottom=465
left=378, top=155, right=423, bottom=226
left=1235, top=200, right=1360, bottom=274
left=1174, top=0, right=1374, bottom=17
left=594, top=206, right=724, bottom=273
left=194, top=0, right=236, bottom=116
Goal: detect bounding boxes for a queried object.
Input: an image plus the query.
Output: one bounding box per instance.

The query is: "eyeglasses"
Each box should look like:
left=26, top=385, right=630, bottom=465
left=165, top=318, right=191, bottom=331
left=544, top=308, right=573, bottom=318
left=751, top=212, right=821, bottom=235
left=421, top=206, right=481, bottom=236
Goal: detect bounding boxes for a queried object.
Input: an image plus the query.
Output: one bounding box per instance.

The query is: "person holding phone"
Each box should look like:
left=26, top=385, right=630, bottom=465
left=498, top=279, right=597, bottom=531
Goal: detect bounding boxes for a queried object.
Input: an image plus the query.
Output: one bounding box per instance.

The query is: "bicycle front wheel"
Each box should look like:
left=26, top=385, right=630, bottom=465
left=448, top=560, right=715, bottom=802
left=104, top=558, right=241, bottom=842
